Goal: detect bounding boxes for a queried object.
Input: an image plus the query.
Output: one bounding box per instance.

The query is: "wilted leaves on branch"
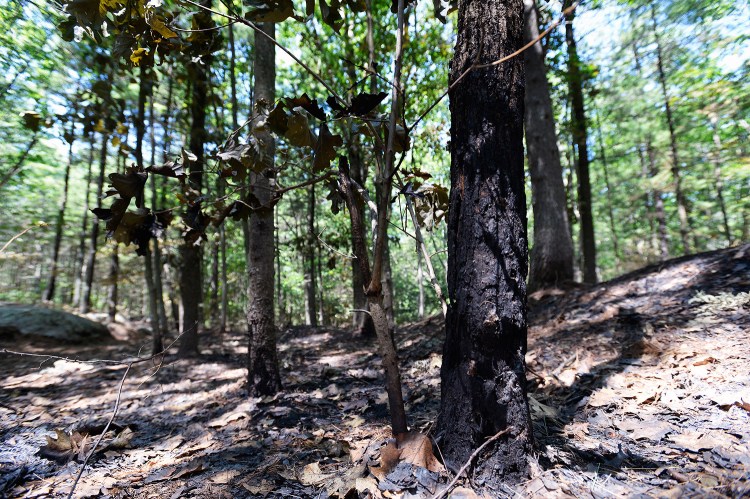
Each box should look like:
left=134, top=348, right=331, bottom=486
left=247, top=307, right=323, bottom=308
left=217, top=137, right=263, bottom=178
left=244, top=0, right=295, bottom=23
left=313, top=124, right=343, bottom=172
left=327, top=92, right=387, bottom=118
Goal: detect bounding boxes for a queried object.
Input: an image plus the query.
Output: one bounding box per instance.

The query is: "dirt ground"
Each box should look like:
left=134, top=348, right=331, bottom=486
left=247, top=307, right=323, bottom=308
left=1, top=244, right=748, bottom=498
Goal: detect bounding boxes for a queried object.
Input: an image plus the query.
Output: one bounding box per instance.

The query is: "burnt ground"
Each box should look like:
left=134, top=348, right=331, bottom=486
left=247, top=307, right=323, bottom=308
left=0, top=243, right=748, bottom=498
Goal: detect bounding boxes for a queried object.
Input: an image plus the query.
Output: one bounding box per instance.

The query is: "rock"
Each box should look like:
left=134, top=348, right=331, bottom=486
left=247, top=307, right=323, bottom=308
left=0, top=304, right=110, bottom=342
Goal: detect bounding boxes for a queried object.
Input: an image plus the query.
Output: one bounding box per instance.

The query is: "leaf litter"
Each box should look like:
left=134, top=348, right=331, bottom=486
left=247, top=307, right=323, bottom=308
left=0, top=244, right=748, bottom=497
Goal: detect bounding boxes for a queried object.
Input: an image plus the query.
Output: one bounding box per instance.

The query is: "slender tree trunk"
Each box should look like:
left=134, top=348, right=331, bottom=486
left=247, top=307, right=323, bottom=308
left=134, top=64, right=164, bottom=353
left=304, top=184, right=318, bottom=326
left=709, top=115, right=732, bottom=244
left=650, top=5, right=691, bottom=254
left=74, top=132, right=96, bottom=306
left=43, top=121, right=75, bottom=302
left=523, top=0, right=574, bottom=290
left=247, top=22, right=281, bottom=395
left=0, top=133, right=38, bottom=192
left=564, top=0, right=597, bottom=284
left=178, top=1, right=212, bottom=357
left=437, top=0, right=532, bottom=485
left=593, top=102, right=621, bottom=263
left=646, top=140, right=670, bottom=259
left=316, top=247, right=324, bottom=325
left=275, top=210, right=286, bottom=326
left=79, top=130, right=109, bottom=314
left=107, top=248, right=118, bottom=322
left=150, top=81, right=169, bottom=339
left=345, top=13, right=375, bottom=337
left=417, top=252, right=424, bottom=320
left=241, top=26, right=253, bottom=259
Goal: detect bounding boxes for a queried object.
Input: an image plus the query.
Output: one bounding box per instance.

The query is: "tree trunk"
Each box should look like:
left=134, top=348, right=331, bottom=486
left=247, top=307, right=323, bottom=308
left=43, top=122, right=75, bottom=302
left=339, top=157, right=408, bottom=436
left=436, top=0, right=532, bottom=486
left=646, top=140, right=670, bottom=259
left=0, top=133, right=38, bottom=192
left=709, top=115, right=732, bottom=245
left=304, top=184, right=318, bottom=326
left=106, top=248, right=118, bottom=322
left=247, top=22, right=281, bottom=395
left=74, top=132, right=96, bottom=306
left=593, top=102, right=621, bottom=263
left=564, top=0, right=597, bottom=284
left=650, top=5, right=691, bottom=254
left=348, top=140, right=375, bottom=337
left=150, top=79, right=170, bottom=340
left=79, top=130, right=108, bottom=314
left=523, top=0, right=574, bottom=290
left=316, top=245, right=324, bottom=325
left=177, top=0, right=212, bottom=357
left=417, top=252, right=424, bottom=320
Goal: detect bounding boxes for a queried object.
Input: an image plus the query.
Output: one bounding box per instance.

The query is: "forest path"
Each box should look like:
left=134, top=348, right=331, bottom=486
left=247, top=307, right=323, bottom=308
left=0, top=244, right=748, bottom=498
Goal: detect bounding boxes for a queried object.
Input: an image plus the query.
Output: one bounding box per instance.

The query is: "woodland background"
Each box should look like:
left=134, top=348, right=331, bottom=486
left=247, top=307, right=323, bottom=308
left=0, top=0, right=747, bottom=329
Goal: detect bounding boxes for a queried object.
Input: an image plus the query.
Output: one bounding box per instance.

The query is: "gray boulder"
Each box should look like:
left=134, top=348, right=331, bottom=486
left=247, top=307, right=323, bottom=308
left=0, top=304, right=110, bottom=342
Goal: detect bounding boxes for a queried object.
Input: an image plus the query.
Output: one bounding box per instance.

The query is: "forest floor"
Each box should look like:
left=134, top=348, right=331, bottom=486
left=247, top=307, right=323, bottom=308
left=1, top=244, right=749, bottom=498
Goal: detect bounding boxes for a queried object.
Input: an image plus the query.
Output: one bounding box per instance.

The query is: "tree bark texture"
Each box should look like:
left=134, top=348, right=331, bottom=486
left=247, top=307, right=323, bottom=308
left=437, top=0, right=532, bottom=486
left=523, top=0, right=574, bottom=290
left=247, top=22, right=282, bottom=395
left=564, top=0, right=597, bottom=284
left=177, top=0, right=212, bottom=356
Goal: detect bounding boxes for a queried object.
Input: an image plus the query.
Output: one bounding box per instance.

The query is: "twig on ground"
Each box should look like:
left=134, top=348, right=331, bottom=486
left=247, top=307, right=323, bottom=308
left=432, top=427, right=512, bottom=499
left=66, top=362, right=132, bottom=499
left=1, top=329, right=188, bottom=367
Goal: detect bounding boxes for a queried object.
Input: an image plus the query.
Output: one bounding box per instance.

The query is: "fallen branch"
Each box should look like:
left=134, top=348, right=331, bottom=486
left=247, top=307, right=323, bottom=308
left=432, top=427, right=512, bottom=499
left=66, top=362, right=132, bottom=499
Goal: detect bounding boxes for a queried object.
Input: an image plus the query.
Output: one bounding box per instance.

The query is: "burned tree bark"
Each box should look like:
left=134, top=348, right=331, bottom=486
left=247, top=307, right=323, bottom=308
left=436, top=0, right=532, bottom=486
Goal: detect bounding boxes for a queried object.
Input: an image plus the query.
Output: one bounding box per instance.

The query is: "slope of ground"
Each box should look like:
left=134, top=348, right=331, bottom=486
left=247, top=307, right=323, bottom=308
left=0, top=244, right=748, bottom=498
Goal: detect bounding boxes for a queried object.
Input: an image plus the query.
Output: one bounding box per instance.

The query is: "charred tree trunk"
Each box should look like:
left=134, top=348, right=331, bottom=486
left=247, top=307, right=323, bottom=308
left=564, top=0, right=597, bottom=283
left=523, top=0, right=574, bottom=290
left=436, top=0, right=532, bottom=486
left=247, top=22, right=282, bottom=395
left=177, top=1, right=213, bottom=357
